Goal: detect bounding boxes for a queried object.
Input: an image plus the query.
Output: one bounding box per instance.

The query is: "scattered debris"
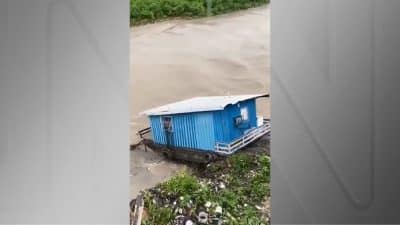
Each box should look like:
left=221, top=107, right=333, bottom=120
left=130, top=193, right=145, bottom=225
left=197, top=211, right=209, bottom=224
left=135, top=153, right=269, bottom=224
left=131, top=137, right=271, bottom=225
left=215, top=206, right=222, bottom=215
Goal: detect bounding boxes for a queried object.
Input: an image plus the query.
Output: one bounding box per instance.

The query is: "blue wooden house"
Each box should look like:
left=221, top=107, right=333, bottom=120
left=139, top=94, right=270, bottom=155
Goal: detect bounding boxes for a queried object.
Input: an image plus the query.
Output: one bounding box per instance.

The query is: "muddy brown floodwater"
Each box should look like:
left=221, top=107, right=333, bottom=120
left=130, top=5, right=270, bottom=198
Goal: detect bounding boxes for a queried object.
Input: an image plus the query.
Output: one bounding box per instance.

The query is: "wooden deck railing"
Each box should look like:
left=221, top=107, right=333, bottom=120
left=137, top=127, right=151, bottom=138
left=215, top=119, right=271, bottom=155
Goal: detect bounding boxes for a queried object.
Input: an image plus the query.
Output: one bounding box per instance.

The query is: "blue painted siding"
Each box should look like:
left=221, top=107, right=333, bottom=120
left=150, top=116, right=166, bottom=144
left=170, top=113, right=197, bottom=149
left=233, top=99, right=257, bottom=140
left=148, top=112, right=215, bottom=151
left=148, top=99, right=258, bottom=151
left=214, top=99, right=257, bottom=142
left=212, top=111, right=224, bottom=143
left=212, top=110, right=230, bottom=143
left=194, top=112, right=215, bottom=151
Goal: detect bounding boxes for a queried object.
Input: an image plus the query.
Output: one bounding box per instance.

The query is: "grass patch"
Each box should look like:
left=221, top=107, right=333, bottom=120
left=130, top=0, right=270, bottom=26
left=140, top=153, right=270, bottom=225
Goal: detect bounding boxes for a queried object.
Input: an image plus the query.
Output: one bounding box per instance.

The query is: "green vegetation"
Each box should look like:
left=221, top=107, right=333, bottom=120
left=141, top=153, right=270, bottom=225
left=130, top=0, right=270, bottom=26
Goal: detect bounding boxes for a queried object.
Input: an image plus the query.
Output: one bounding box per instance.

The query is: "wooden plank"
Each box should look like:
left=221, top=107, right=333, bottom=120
left=131, top=193, right=144, bottom=225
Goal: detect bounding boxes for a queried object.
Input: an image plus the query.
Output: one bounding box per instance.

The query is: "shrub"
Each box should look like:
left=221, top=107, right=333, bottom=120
left=160, top=171, right=201, bottom=196
left=130, top=0, right=269, bottom=25
left=140, top=153, right=271, bottom=225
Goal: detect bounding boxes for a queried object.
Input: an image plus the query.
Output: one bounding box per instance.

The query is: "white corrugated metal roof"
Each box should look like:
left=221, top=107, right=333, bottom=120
left=140, top=93, right=268, bottom=116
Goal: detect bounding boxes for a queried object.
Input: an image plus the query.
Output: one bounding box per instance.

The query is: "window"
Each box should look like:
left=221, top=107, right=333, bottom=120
left=161, top=116, right=173, bottom=132
left=240, top=107, right=248, bottom=121
left=234, top=116, right=243, bottom=126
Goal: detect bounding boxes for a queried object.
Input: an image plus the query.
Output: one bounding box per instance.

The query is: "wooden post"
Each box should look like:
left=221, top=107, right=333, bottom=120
left=132, top=193, right=144, bottom=225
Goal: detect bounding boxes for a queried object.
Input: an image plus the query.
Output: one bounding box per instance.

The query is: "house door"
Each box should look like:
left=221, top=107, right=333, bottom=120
left=162, top=116, right=173, bottom=147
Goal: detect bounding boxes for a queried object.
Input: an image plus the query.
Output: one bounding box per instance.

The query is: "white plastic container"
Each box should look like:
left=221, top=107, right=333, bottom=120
left=257, top=116, right=264, bottom=127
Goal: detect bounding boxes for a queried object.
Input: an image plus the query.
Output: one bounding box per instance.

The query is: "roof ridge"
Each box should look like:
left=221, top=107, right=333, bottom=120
left=140, top=93, right=268, bottom=116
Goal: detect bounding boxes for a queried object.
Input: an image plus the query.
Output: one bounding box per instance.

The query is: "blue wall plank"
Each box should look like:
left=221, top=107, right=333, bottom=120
left=170, top=113, right=197, bottom=149
left=194, top=112, right=215, bottom=151
left=150, top=115, right=166, bottom=144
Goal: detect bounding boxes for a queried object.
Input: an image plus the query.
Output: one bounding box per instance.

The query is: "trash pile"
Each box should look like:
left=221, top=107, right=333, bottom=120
left=136, top=152, right=270, bottom=225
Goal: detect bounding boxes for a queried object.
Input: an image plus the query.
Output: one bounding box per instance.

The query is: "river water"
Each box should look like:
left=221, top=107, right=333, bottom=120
left=130, top=5, right=270, bottom=198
